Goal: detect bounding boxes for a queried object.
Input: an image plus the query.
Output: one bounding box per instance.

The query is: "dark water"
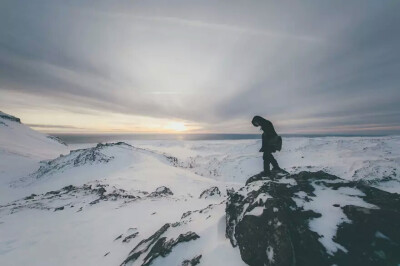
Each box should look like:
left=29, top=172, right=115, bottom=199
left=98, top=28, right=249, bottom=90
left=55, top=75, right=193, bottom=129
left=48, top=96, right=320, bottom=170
left=52, top=133, right=386, bottom=144
left=53, top=133, right=261, bottom=144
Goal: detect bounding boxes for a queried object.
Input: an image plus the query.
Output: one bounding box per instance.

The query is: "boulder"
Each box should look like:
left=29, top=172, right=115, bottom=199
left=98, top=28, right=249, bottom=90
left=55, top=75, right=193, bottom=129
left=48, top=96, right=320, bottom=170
left=226, top=171, right=400, bottom=266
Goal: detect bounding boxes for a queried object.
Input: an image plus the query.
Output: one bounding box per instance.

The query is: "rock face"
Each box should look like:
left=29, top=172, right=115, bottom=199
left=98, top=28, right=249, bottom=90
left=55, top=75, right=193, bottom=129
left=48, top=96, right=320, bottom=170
left=181, top=255, right=202, bottom=266
left=0, top=111, right=21, bottom=123
left=226, top=171, right=400, bottom=266
left=121, top=223, right=199, bottom=266
left=199, top=186, right=221, bottom=199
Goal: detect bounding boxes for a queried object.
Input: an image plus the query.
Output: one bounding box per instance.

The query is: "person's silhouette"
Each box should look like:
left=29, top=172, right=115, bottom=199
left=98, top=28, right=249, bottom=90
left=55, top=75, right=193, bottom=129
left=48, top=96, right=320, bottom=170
left=252, top=116, right=282, bottom=175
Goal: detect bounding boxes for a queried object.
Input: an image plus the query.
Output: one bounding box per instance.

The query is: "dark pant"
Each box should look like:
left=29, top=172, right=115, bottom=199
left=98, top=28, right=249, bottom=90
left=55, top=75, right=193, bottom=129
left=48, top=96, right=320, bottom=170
left=263, top=152, right=279, bottom=173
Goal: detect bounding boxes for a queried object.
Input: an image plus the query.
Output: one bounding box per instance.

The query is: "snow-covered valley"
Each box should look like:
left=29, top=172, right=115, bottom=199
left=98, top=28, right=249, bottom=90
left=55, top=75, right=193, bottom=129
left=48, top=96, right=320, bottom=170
left=1, top=112, right=399, bottom=266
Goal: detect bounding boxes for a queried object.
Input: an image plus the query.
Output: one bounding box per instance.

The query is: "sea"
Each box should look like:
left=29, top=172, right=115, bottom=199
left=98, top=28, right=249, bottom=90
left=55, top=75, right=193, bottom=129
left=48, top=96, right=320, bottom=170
left=52, top=133, right=386, bottom=145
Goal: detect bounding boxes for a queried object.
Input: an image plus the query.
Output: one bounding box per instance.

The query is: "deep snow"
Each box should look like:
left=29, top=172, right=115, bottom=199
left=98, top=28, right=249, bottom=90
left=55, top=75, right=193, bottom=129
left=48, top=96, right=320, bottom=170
left=1, top=113, right=399, bottom=265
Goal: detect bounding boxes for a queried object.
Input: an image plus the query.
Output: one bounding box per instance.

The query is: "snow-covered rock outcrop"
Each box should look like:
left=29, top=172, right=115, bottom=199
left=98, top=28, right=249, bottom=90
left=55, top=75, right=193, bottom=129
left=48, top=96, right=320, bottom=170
left=226, top=171, right=400, bottom=266
left=149, top=186, right=174, bottom=197
left=31, top=142, right=131, bottom=179
left=0, top=111, right=21, bottom=123
left=199, top=186, right=221, bottom=199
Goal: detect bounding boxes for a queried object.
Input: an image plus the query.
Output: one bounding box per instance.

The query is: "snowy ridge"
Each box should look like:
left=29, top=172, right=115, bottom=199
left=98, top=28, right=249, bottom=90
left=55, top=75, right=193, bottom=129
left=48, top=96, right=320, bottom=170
left=0, top=111, right=68, bottom=159
left=0, top=111, right=21, bottom=123
left=0, top=112, right=70, bottom=201
left=131, top=137, right=400, bottom=193
left=0, top=112, right=399, bottom=265
left=31, top=142, right=131, bottom=179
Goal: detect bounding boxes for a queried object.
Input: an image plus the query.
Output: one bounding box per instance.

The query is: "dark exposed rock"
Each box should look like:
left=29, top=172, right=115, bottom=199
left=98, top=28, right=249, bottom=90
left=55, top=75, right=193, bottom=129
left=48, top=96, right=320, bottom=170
left=166, top=155, right=179, bottom=166
left=54, top=206, right=64, bottom=211
left=120, top=222, right=200, bottom=266
left=123, top=232, right=139, bottom=243
left=115, top=234, right=123, bottom=241
left=1, top=182, right=142, bottom=215
left=199, top=186, right=221, bottom=199
left=142, top=232, right=199, bottom=266
left=181, top=255, right=202, bottom=266
left=62, top=185, right=76, bottom=192
left=149, top=186, right=173, bottom=197
left=104, top=252, right=110, bottom=257
left=0, top=111, right=21, bottom=123
left=45, top=190, right=61, bottom=196
left=226, top=171, right=400, bottom=266
left=24, top=194, right=37, bottom=200
left=121, top=223, right=171, bottom=265
left=181, top=211, right=192, bottom=219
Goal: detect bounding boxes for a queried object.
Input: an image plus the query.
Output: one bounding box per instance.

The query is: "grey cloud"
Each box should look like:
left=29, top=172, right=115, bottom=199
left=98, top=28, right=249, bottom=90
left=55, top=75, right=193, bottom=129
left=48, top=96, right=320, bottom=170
left=1, top=0, right=399, bottom=134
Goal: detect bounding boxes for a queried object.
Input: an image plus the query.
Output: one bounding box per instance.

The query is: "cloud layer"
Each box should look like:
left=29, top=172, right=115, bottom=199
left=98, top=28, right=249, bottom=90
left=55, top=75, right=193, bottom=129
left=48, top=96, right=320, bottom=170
left=1, top=0, right=399, bottom=134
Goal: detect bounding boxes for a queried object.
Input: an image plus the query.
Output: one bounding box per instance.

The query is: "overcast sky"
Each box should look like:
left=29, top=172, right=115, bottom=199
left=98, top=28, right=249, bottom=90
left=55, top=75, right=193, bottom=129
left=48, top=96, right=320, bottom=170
left=1, top=0, right=399, bottom=134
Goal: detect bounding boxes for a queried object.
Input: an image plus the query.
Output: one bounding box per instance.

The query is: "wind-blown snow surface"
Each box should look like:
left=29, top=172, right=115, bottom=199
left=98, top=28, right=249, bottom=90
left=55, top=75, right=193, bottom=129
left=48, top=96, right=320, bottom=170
left=0, top=113, right=69, bottom=202
left=1, top=114, right=399, bottom=265
left=129, top=136, right=400, bottom=193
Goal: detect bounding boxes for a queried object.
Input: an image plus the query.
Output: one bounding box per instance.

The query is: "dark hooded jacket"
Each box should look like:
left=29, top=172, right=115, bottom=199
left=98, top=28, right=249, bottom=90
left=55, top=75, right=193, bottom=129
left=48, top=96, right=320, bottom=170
left=252, top=116, right=280, bottom=152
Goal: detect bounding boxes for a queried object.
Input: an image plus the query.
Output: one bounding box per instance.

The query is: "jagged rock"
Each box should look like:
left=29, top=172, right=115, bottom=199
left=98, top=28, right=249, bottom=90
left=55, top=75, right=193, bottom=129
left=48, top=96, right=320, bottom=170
left=0, top=111, right=21, bottom=123
left=149, top=186, right=173, bottom=197
left=121, top=223, right=199, bottom=266
left=121, top=223, right=171, bottom=265
left=226, top=171, right=400, bottom=266
left=181, top=211, right=192, bottom=219
left=199, top=186, right=221, bottom=199
left=24, top=194, right=37, bottom=200
left=122, top=232, right=139, bottom=243
left=142, top=232, right=199, bottom=265
left=45, top=190, right=61, bottom=196
left=182, top=255, right=202, bottom=266
left=54, top=206, right=64, bottom=211
left=0, top=182, right=141, bottom=215
left=123, top=229, right=139, bottom=243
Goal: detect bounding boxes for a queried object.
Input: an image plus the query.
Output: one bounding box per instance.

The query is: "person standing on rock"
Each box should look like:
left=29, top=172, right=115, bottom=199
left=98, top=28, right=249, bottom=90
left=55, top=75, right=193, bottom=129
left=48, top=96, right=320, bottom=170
left=252, top=116, right=283, bottom=175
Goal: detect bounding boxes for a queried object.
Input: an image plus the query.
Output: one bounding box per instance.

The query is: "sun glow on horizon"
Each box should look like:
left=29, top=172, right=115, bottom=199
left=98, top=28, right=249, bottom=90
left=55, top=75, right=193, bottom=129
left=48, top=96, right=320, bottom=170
left=165, top=122, right=187, bottom=132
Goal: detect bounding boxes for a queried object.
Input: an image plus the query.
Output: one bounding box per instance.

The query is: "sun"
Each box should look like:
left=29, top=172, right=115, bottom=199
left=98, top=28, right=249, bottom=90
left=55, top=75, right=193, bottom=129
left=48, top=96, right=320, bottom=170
left=166, top=122, right=187, bottom=132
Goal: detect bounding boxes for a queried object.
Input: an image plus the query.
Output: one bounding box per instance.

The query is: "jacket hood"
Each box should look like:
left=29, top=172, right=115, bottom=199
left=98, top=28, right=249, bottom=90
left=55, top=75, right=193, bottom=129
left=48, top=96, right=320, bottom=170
left=252, top=116, right=269, bottom=128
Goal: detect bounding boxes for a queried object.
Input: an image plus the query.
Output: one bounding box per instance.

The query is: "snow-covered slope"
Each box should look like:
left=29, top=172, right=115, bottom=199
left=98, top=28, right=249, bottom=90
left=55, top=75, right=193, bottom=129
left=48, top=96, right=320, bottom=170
left=0, top=111, right=68, bottom=159
left=0, top=115, right=399, bottom=266
left=0, top=112, right=69, bottom=201
left=130, top=137, right=400, bottom=193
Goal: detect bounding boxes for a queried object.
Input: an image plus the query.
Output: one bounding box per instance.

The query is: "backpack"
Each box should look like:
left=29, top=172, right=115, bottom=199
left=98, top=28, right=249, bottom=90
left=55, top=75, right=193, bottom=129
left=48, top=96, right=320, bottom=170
left=268, top=135, right=282, bottom=153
